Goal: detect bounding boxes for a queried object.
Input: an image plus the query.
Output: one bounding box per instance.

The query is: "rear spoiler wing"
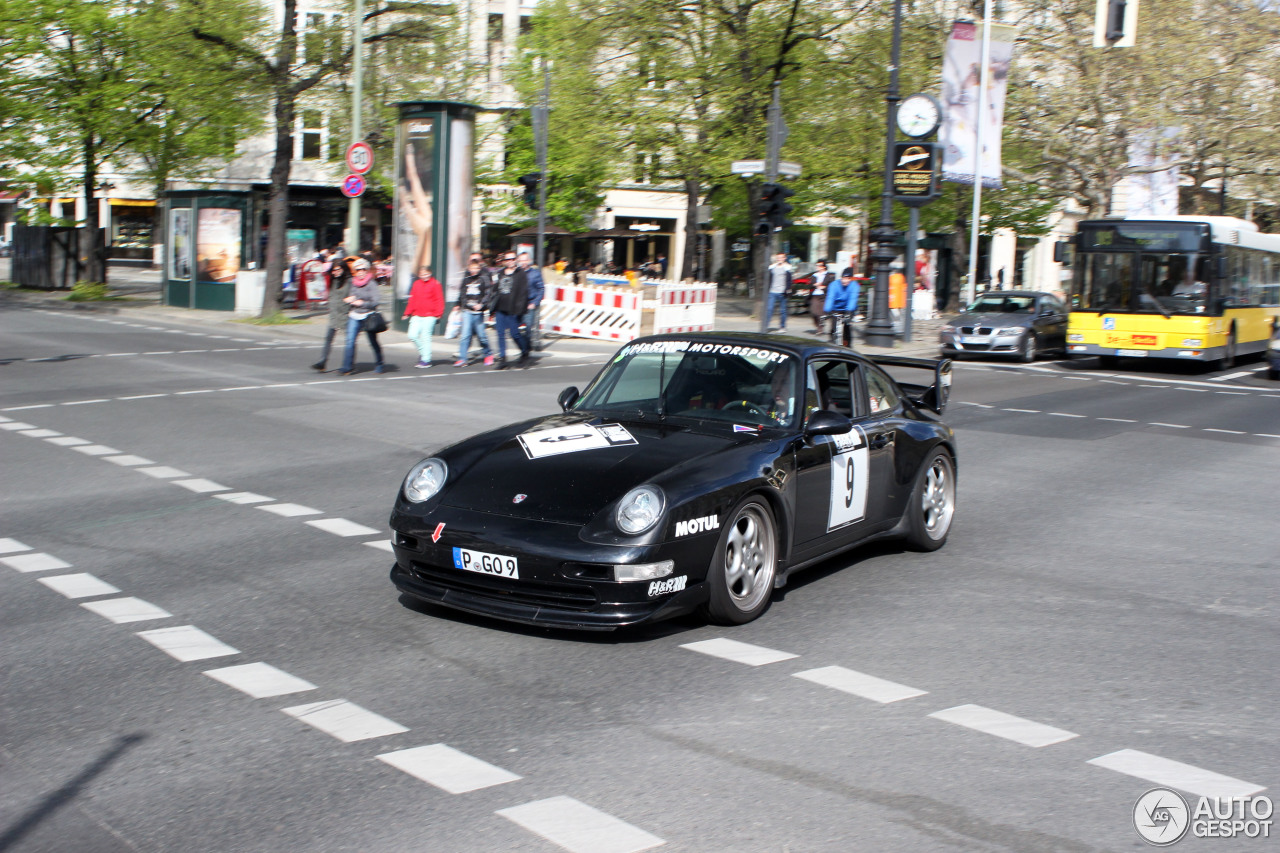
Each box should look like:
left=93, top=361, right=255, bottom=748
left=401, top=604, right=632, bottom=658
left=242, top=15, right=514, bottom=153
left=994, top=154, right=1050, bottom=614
left=867, top=354, right=953, bottom=415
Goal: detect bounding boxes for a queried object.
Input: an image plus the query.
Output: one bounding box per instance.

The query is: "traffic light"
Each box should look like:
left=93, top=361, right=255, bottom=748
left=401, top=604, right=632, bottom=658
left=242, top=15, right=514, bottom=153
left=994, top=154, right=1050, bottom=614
left=517, top=173, right=542, bottom=210
left=760, top=182, right=795, bottom=231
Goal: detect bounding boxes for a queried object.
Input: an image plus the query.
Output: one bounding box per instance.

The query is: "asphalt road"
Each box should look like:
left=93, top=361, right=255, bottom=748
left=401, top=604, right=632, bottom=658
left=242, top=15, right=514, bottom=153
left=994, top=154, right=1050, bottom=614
left=2, top=294, right=1277, bottom=853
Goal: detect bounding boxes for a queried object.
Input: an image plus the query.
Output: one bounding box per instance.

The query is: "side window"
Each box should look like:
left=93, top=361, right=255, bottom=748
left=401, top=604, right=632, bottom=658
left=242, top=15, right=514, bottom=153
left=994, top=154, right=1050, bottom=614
left=806, top=360, right=858, bottom=420
left=863, top=369, right=900, bottom=415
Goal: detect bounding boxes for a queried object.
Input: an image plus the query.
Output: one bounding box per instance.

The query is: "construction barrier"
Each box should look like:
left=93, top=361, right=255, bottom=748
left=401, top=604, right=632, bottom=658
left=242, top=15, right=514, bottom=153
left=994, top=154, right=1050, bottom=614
left=540, top=283, right=643, bottom=342
left=651, top=282, right=717, bottom=334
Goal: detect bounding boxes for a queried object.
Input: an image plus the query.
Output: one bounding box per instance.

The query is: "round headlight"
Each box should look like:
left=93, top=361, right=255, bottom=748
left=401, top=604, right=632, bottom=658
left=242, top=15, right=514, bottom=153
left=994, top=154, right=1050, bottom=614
left=615, top=486, right=665, bottom=535
left=403, top=458, right=447, bottom=503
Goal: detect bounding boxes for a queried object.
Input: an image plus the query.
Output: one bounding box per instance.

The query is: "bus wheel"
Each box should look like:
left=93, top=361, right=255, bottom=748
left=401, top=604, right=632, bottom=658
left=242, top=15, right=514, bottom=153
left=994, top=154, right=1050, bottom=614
left=1216, top=330, right=1236, bottom=371
left=1099, top=354, right=1119, bottom=369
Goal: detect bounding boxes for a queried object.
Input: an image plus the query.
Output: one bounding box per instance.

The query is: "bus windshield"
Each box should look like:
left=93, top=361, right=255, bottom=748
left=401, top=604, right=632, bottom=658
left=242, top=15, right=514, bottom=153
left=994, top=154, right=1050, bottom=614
left=1073, top=251, right=1211, bottom=315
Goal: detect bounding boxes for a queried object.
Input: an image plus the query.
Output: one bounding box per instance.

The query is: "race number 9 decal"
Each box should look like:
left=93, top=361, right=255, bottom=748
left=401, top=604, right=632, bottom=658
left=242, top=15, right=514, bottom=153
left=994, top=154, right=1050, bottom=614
left=828, top=428, right=869, bottom=530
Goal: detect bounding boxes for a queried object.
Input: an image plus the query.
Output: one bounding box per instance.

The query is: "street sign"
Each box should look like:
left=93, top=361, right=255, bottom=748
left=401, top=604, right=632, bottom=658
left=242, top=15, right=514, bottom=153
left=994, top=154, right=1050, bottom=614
left=345, top=141, right=374, bottom=175
left=731, top=159, right=766, bottom=177
left=891, top=142, right=940, bottom=207
left=778, top=161, right=802, bottom=178
left=341, top=174, right=366, bottom=198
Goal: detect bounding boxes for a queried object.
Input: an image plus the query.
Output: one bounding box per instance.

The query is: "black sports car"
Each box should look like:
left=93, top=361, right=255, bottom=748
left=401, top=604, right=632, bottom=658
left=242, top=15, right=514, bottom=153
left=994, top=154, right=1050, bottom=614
left=389, top=333, right=956, bottom=630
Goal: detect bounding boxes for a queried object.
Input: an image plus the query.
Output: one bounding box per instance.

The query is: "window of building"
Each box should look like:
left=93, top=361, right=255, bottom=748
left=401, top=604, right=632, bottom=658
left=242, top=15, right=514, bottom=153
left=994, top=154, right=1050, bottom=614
left=299, top=12, right=341, bottom=65
left=299, top=110, right=326, bottom=160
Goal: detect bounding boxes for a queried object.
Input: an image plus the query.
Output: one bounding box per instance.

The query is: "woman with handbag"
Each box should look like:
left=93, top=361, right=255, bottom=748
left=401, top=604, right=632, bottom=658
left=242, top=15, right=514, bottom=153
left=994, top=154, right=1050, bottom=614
left=338, top=257, right=385, bottom=375
left=403, top=264, right=444, bottom=368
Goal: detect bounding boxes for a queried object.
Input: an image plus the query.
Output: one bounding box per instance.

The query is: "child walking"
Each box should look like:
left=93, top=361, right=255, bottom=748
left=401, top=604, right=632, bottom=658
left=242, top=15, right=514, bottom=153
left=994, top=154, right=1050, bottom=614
left=403, top=265, right=444, bottom=368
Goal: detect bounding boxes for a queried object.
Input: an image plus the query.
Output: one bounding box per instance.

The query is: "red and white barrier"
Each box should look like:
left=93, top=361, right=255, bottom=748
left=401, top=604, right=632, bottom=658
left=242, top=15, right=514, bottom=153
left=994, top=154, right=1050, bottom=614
left=653, top=282, right=716, bottom=334
left=540, top=283, right=642, bottom=342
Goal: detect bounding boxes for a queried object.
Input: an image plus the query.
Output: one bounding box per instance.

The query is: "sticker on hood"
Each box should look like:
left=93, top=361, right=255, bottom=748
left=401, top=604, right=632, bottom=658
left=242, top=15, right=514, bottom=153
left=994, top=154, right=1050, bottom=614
left=518, top=423, right=637, bottom=459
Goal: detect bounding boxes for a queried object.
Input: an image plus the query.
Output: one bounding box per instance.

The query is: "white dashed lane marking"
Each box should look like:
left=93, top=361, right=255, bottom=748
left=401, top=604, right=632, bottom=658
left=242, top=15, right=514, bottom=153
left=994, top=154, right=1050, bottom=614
left=17, top=428, right=62, bottom=438
left=680, top=638, right=799, bottom=666
left=136, top=625, right=239, bottom=661
left=305, top=518, right=381, bottom=537
left=0, top=538, right=32, bottom=554
left=497, top=796, right=665, bottom=853
left=103, top=454, right=155, bottom=466
left=929, top=704, right=1078, bottom=748
left=1148, top=423, right=1191, bottom=429
left=281, top=699, right=409, bottom=743
left=45, top=436, right=91, bottom=446
left=214, top=492, right=274, bottom=505
left=203, top=662, right=318, bottom=698
left=258, top=503, right=322, bottom=518
left=171, top=478, right=231, bottom=493
left=137, top=466, right=191, bottom=479
left=377, top=744, right=522, bottom=794
left=81, top=597, right=173, bottom=624
left=72, top=444, right=120, bottom=455
left=1088, top=749, right=1265, bottom=799
left=2, top=553, right=72, bottom=573
left=792, top=666, right=927, bottom=704
left=0, top=422, right=36, bottom=430
left=36, top=573, right=120, bottom=599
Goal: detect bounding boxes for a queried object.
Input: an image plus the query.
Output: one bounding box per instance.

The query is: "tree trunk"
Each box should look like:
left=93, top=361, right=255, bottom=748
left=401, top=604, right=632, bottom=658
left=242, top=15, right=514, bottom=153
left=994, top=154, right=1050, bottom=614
left=261, top=0, right=299, bottom=318
left=946, top=209, right=968, bottom=312
left=680, top=176, right=700, bottom=281
left=81, top=133, right=106, bottom=285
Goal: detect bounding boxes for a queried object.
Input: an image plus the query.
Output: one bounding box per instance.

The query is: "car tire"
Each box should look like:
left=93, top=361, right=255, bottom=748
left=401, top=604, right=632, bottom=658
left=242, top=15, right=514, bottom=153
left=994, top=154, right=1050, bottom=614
left=1268, top=366, right=1279, bottom=381
left=703, top=496, right=777, bottom=625
left=1018, top=333, right=1037, bottom=363
left=1216, top=329, right=1237, bottom=371
left=903, top=448, right=956, bottom=552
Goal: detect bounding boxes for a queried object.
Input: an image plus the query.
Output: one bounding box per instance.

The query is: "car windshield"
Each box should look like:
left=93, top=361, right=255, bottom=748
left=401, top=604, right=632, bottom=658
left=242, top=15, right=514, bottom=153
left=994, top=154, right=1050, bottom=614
left=966, top=295, right=1036, bottom=314
left=575, top=341, right=800, bottom=429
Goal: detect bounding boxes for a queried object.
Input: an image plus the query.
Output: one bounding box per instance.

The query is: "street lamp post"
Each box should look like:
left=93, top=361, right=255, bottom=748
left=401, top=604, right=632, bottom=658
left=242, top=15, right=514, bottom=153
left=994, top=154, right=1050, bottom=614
left=863, top=0, right=904, bottom=348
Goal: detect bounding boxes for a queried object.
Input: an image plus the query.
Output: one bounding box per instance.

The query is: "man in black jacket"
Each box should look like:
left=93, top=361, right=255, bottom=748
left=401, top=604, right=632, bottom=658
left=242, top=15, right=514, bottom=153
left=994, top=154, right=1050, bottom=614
left=491, top=252, right=529, bottom=368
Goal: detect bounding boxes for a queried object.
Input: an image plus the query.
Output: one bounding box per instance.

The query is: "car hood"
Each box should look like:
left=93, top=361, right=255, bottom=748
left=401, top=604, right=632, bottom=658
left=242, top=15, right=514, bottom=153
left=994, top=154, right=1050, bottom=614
left=439, top=412, right=747, bottom=524
left=946, top=313, right=1030, bottom=329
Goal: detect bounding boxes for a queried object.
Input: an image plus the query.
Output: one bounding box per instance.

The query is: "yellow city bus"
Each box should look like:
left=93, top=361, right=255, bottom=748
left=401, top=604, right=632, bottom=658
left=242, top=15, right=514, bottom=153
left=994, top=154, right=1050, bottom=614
left=1065, top=216, right=1280, bottom=369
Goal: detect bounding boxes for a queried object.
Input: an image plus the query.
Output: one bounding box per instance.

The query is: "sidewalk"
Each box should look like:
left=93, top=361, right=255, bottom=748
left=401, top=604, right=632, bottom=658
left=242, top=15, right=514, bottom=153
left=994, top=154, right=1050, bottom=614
left=1, top=260, right=949, bottom=359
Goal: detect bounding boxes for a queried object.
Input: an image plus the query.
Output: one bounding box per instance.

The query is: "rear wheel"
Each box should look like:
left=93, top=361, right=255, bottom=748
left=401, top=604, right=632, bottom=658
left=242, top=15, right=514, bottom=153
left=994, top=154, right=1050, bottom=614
left=703, top=497, right=777, bottom=625
left=904, top=449, right=956, bottom=551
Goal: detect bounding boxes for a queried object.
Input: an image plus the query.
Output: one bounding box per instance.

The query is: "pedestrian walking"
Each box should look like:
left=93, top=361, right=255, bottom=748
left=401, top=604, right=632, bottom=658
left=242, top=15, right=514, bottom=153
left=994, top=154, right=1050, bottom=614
left=765, top=252, right=792, bottom=332
left=517, top=252, right=543, bottom=354
left=339, top=257, right=385, bottom=375
left=403, top=264, right=444, bottom=368
left=491, top=252, right=529, bottom=369
left=311, top=256, right=351, bottom=371
left=455, top=259, right=495, bottom=367
left=808, top=260, right=834, bottom=333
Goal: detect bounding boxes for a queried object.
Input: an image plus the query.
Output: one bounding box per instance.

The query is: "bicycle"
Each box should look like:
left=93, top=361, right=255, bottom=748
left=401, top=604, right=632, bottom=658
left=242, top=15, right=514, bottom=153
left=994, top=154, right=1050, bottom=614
left=825, top=311, right=857, bottom=348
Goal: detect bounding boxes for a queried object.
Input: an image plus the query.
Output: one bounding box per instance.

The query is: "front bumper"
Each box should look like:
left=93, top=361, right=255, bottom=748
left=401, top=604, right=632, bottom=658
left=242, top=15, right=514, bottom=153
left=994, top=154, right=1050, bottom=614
left=389, top=505, right=710, bottom=630
left=940, top=331, right=1024, bottom=356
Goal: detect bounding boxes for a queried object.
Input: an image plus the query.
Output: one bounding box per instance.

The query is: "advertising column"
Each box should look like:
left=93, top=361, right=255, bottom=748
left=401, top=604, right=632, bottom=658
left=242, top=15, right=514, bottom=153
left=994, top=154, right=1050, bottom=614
left=393, top=101, right=478, bottom=327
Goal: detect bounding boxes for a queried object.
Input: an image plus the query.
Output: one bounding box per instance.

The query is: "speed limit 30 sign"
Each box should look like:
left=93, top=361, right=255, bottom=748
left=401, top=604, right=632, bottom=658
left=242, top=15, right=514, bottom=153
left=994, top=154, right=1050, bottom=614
left=345, top=141, right=373, bottom=175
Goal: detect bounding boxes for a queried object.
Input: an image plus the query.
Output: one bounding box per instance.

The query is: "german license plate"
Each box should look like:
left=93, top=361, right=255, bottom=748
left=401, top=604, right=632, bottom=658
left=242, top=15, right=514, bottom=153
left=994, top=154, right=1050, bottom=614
left=1116, top=349, right=1149, bottom=357
left=452, top=547, right=519, bottom=579
left=959, top=336, right=985, bottom=345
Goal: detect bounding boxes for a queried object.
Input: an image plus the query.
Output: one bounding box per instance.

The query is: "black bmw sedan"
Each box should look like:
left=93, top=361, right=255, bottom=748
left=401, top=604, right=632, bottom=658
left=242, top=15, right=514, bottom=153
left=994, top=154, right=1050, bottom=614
left=389, top=333, right=956, bottom=630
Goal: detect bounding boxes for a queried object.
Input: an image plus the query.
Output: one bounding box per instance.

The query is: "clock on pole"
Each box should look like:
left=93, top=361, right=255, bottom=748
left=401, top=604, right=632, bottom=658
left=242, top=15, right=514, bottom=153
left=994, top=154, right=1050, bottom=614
left=896, top=93, right=942, bottom=139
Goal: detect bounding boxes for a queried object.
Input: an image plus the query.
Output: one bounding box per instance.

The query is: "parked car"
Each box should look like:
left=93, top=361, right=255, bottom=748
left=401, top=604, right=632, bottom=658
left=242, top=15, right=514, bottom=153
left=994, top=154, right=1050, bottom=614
left=939, top=291, right=1068, bottom=362
left=389, top=333, right=957, bottom=630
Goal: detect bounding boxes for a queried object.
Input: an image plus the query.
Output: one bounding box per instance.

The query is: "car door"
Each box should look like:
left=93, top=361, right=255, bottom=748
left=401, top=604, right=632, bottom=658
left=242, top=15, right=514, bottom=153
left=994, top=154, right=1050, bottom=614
left=1034, top=295, right=1068, bottom=350
left=792, top=358, right=880, bottom=557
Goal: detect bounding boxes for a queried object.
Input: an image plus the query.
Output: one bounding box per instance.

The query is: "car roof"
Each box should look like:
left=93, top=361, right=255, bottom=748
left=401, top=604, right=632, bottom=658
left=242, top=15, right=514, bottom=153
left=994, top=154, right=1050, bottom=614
left=626, top=331, right=873, bottom=363
left=971, top=290, right=1055, bottom=299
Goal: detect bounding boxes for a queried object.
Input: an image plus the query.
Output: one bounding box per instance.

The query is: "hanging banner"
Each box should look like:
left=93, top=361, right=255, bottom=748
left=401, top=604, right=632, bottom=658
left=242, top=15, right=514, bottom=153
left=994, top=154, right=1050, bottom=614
left=941, top=20, right=1016, bottom=189
left=1125, top=130, right=1181, bottom=217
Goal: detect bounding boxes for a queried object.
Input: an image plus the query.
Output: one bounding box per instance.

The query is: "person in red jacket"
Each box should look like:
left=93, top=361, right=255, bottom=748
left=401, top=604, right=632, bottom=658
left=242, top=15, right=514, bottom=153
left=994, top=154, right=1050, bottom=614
left=403, top=264, right=444, bottom=368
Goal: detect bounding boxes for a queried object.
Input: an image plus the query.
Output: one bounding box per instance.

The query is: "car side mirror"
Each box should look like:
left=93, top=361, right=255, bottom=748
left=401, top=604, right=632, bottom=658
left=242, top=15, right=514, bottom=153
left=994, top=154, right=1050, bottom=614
left=557, top=386, right=580, bottom=412
left=805, top=409, right=853, bottom=437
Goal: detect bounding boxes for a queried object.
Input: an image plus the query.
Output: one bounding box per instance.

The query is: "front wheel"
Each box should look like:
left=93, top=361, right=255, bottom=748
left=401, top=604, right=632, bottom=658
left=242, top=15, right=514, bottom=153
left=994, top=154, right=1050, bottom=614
left=903, top=449, right=956, bottom=551
left=1216, top=330, right=1237, bottom=371
left=1018, top=332, right=1037, bottom=363
left=703, top=497, right=777, bottom=625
